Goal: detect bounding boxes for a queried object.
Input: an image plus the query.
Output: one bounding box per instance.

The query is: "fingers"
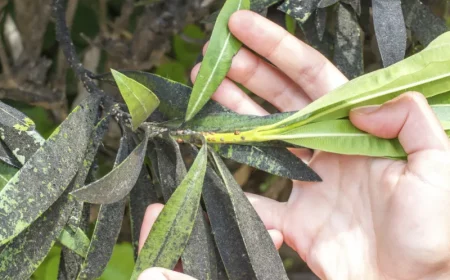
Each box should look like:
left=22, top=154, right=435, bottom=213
left=138, top=268, right=196, bottom=280
left=228, top=11, right=348, bottom=100
left=350, top=92, right=449, bottom=155
left=200, top=44, right=311, bottom=112
left=191, top=64, right=267, bottom=115
left=139, top=204, right=164, bottom=253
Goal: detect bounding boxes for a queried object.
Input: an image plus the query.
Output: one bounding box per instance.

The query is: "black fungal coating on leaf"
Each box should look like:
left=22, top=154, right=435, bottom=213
left=213, top=144, right=321, bottom=182
left=0, top=95, right=101, bottom=246
left=0, top=141, right=21, bottom=168
left=76, top=133, right=132, bottom=279
left=333, top=3, right=363, bottom=79
left=202, top=150, right=290, bottom=280
left=129, top=163, right=159, bottom=261
left=278, top=0, right=321, bottom=23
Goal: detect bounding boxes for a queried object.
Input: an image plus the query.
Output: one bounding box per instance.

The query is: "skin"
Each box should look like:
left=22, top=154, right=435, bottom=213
left=138, top=11, right=450, bottom=280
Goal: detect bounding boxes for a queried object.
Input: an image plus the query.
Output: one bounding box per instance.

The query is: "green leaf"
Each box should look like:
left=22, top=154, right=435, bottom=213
left=58, top=227, right=90, bottom=258
left=155, top=61, right=188, bottom=84
left=111, top=69, right=160, bottom=131
left=269, top=31, right=450, bottom=130
left=76, top=134, right=131, bottom=280
left=0, top=95, right=100, bottom=246
left=372, top=0, right=406, bottom=67
left=0, top=101, right=45, bottom=165
left=204, top=149, right=289, bottom=279
left=185, top=0, right=250, bottom=121
left=203, top=0, right=278, bottom=24
left=211, top=144, right=321, bottom=181
left=99, top=243, right=135, bottom=280
left=152, top=138, right=219, bottom=279
left=71, top=132, right=149, bottom=204
left=0, top=162, right=17, bottom=190
left=285, top=14, right=297, bottom=34
left=131, top=144, right=208, bottom=279
left=275, top=119, right=406, bottom=158
left=432, top=104, right=450, bottom=122
left=428, top=91, right=450, bottom=105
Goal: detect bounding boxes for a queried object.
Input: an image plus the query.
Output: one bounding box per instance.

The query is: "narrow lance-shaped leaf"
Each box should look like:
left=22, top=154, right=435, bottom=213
left=333, top=3, right=363, bottom=79
left=76, top=133, right=132, bottom=280
left=270, top=119, right=407, bottom=158
left=0, top=141, right=21, bottom=168
left=315, top=8, right=327, bottom=41
left=211, top=144, right=321, bottom=181
left=0, top=162, right=17, bottom=190
left=278, top=0, right=321, bottom=23
left=296, top=11, right=333, bottom=58
left=0, top=101, right=44, bottom=165
left=71, top=131, right=149, bottom=204
left=372, top=0, right=407, bottom=67
left=0, top=108, right=104, bottom=279
left=0, top=95, right=100, bottom=246
left=129, top=162, right=159, bottom=260
left=204, top=149, right=289, bottom=280
left=58, top=227, right=90, bottom=258
left=269, top=31, right=450, bottom=130
left=203, top=0, right=278, bottom=24
left=402, top=0, right=448, bottom=46
left=317, top=0, right=338, bottom=8
left=58, top=113, right=112, bottom=280
left=0, top=184, right=75, bottom=279
left=185, top=0, right=250, bottom=121
left=153, top=138, right=219, bottom=279
left=428, top=91, right=450, bottom=105
left=111, top=69, right=160, bottom=130
left=131, top=143, right=208, bottom=279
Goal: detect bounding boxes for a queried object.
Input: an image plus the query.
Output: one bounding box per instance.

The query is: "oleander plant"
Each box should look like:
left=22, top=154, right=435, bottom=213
left=0, top=0, right=449, bottom=279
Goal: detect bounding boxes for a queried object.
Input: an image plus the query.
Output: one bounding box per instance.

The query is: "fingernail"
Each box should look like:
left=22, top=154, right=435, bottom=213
left=138, top=269, right=167, bottom=280
left=351, top=105, right=380, bottom=115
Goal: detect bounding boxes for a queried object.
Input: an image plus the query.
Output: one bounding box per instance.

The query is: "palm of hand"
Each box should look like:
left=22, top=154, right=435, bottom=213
left=285, top=151, right=450, bottom=280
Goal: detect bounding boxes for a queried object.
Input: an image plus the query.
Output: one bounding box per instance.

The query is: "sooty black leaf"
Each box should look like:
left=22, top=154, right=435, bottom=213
left=212, top=144, right=320, bottom=181
left=373, top=0, right=407, bottom=67
left=129, top=163, right=158, bottom=260
left=0, top=101, right=44, bottom=165
left=0, top=95, right=101, bottom=246
left=402, top=0, right=448, bottom=46
left=341, top=0, right=361, bottom=15
left=278, top=0, right=321, bottom=23
left=334, top=3, right=363, bottom=79
left=76, top=133, right=132, bottom=279
left=317, top=0, right=338, bottom=8
left=315, top=8, right=327, bottom=41
left=0, top=141, right=21, bottom=168
left=71, top=131, right=149, bottom=204
left=297, top=12, right=333, bottom=58
left=203, top=149, right=289, bottom=280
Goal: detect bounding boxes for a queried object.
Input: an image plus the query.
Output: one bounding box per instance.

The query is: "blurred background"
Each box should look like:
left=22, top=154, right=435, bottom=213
left=0, top=0, right=448, bottom=279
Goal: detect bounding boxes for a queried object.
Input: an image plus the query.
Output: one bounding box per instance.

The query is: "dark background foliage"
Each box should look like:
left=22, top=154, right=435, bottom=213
left=0, top=0, right=448, bottom=279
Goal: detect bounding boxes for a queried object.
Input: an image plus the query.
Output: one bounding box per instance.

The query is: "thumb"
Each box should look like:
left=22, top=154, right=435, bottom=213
left=349, top=92, right=449, bottom=155
left=138, top=268, right=197, bottom=280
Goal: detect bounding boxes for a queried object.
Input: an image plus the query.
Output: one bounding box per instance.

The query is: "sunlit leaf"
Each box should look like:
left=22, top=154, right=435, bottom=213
left=185, top=0, right=250, bottom=121
left=76, top=133, right=132, bottom=279
left=285, top=14, right=297, bottom=34
left=131, top=144, right=208, bottom=279
left=204, top=149, right=289, bottom=279
left=0, top=101, right=44, bottom=165
left=0, top=95, right=100, bottom=246
left=428, top=91, right=450, bottom=105
left=276, top=119, right=406, bottom=157
left=334, top=3, right=363, bottom=79
left=278, top=0, right=320, bottom=23
left=111, top=69, right=160, bottom=131
left=58, top=226, right=90, bottom=258
left=203, top=0, right=278, bottom=24
left=269, top=31, right=450, bottom=129
left=373, top=0, right=406, bottom=67
left=211, top=144, right=320, bottom=181
left=71, top=132, right=149, bottom=204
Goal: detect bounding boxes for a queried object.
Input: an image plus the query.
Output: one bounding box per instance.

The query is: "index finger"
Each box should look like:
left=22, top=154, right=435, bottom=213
left=228, top=11, right=348, bottom=100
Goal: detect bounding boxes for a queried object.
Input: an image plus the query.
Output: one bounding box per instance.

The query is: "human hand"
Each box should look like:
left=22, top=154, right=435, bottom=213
left=139, top=10, right=450, bottom=280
